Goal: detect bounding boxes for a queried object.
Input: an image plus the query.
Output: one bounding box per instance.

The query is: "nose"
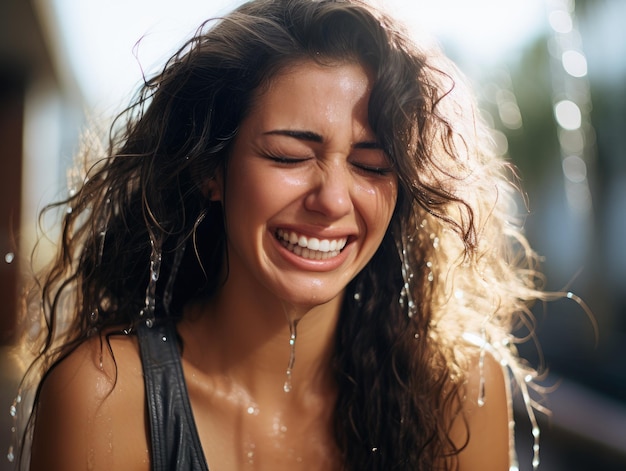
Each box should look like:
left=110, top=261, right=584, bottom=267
left=304, top=161, right=354, bottom=219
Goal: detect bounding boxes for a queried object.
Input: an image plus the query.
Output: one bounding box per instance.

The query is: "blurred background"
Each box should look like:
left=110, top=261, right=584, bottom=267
left=0, top=0, right=624, bottom=469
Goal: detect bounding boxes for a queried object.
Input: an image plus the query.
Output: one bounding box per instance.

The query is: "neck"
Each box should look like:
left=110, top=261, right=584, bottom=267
left=179, top=283, right=343, bottom=402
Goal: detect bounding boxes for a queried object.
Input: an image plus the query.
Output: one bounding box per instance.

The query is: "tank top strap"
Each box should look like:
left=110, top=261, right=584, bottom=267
left=136, top=320, right=209, bottom=471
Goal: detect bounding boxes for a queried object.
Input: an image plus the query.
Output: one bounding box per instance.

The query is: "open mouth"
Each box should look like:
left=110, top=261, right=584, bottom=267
left=275, top=229, right=348, bottom=260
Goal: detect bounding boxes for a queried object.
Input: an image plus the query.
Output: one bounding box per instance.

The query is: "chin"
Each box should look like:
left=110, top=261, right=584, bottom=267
left=274, top=284, right=345, bottom=312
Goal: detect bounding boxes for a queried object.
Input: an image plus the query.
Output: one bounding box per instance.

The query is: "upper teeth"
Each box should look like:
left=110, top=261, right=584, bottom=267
left=276, top=229, right=347, bottom=252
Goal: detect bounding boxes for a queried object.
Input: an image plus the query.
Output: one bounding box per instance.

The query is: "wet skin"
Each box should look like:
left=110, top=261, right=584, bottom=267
left=188, top=59, right=397, bottom=470
left=209, top=60, right=398, bottom=314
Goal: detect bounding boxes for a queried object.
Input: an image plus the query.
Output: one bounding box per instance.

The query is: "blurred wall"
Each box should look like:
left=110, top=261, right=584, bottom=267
left=0, top=0, right=83, bottom=345
left=1, top=1, right=82, bottom=469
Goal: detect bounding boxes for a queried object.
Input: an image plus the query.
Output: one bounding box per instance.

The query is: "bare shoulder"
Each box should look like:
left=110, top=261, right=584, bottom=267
left=30, top=331, right=150, bottom=471
left=450, top=347, right=512, bottom=471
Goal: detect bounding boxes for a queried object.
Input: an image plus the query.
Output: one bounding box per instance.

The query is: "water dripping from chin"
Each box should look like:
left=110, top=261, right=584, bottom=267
left=280, top=301, right=309, bottom=393
left=283, top=314, right=300, bottom=393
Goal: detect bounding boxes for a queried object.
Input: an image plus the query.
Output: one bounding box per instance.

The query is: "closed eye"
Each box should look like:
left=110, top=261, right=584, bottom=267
left=351, top=162, right=394, bottom=176
left=263, top=152, right=311, bottom=164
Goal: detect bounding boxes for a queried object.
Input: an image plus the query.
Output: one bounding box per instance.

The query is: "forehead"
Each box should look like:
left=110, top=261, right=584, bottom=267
left=245, top=60, right=373, bottom=128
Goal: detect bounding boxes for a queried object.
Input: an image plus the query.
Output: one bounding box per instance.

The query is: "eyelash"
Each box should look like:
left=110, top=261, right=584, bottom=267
left=266, top=154, right=309, bottom=164
left=351, top=162, right=393, bottom=176
left=264, top=153, right=392, bottom=176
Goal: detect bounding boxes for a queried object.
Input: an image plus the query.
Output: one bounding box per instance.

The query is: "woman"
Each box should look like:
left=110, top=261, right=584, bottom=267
left=13, top=0, right=545, bottom=469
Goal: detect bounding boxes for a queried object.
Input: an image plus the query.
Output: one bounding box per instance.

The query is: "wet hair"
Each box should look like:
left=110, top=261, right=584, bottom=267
left=17, top=0, right=546, bottom=469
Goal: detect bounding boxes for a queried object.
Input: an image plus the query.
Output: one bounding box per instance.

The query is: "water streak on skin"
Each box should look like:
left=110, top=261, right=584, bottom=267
left=283, top=317, right=300, bottom=393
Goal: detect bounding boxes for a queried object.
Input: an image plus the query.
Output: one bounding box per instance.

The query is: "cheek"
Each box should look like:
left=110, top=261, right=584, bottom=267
left=227, top=167, right=307, bottom=223
left=356, top=180, right=398, bottom=227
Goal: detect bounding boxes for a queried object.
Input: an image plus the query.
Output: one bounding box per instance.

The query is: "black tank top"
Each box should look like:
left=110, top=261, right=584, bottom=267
left=137, top=321, right=209, bottom=471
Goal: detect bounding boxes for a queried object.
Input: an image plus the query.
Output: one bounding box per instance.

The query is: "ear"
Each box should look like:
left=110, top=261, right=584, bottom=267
left=201, top=175, right=223, bottom=202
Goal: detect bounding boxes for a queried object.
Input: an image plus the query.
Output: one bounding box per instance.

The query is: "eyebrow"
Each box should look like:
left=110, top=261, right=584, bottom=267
left=264, top=129, right=323, bottom=143
left=263, top=129, right=381, bottom=149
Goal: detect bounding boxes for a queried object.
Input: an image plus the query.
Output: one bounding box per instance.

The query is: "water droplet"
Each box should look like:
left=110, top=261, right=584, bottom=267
left=245, top=443, right=256, bottom=464
left=371, top=447, right=378, bottom=453
left=283, top=370, right=292, bottom=393
left=4, top=253, right=14, bottom=264
left=477, top=348, right=486, bottom=407
left=353, top=292, right=361, bottom=301
left=7, top=446, right=14, bottom=462
left=141, top=236, right=162, bottom=328
left=283, top=317, right=300, bottom=393
left=246, top=406, right=259, bottom=416
left=399, top=237, right=417, bottom=318
left=9, top=405, right=16, bottom=417
left=161, top=335, right=167, bottom=342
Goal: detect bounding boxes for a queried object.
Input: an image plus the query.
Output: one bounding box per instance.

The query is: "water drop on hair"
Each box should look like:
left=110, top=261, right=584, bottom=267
left=140, top=236, right=162, bottom=327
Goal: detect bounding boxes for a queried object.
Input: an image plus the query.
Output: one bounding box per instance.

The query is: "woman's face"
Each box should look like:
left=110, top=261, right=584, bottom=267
left=213, top=60, right=397, bottom=309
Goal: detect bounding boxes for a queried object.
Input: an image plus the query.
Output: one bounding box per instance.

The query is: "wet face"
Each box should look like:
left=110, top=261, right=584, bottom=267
left=211, top=60, right=397, bottom=309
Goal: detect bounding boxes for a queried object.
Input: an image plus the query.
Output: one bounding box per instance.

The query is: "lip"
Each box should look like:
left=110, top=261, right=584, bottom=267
left=269, top=226, right=355, bottom=272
